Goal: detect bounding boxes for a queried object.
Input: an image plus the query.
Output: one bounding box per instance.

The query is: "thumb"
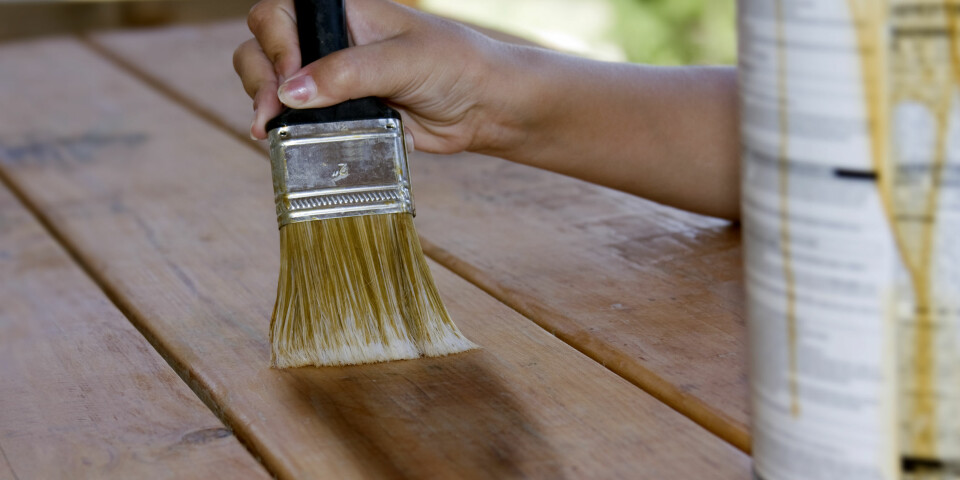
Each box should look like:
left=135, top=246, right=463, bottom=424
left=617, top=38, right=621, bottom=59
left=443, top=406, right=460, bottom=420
left=276, top=41, right=411, bottom=109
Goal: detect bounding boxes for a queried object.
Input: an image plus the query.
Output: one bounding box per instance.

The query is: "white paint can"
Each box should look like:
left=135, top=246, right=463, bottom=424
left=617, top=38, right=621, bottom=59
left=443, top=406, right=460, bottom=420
left=740, top=1, right=960, bottom=478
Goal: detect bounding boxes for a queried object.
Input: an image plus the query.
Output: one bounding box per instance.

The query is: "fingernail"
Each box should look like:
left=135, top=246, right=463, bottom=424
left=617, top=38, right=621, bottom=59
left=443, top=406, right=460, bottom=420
left=278, top=75, right=316, bottom=106
left=250, top=110, right=260, bottom=140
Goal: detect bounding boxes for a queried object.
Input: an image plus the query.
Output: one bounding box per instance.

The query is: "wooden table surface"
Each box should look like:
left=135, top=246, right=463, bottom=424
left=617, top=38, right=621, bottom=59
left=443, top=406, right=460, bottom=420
left=0, top=19, right=749, bottom=479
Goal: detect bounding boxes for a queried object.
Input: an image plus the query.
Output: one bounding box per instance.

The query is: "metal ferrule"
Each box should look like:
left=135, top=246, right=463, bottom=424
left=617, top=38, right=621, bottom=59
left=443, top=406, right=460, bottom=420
left=268, top=118, right=414, bottom=227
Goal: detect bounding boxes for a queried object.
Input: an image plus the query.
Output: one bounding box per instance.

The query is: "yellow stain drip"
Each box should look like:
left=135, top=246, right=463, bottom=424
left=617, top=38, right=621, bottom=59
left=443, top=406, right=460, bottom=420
left=847, top=0, right=954, bottom=462
left=774, top=0, right=801, bottom=419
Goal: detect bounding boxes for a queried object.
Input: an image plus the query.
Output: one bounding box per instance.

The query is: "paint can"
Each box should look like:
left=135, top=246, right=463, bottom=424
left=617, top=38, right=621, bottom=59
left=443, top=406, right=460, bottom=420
left=740, top=1, right=960, bottom=478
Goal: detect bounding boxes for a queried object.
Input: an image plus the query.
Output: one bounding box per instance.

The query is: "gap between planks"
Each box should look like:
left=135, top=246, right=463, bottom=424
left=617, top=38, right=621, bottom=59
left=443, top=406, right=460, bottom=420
left=78, top=33, right=750, bottom=453
left=0, top=141, right=278, bottom=479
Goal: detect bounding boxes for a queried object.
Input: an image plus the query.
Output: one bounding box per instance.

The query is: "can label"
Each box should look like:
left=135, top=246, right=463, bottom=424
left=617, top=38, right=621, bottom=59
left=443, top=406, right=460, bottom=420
left=741, top=1, right=960, bottom=479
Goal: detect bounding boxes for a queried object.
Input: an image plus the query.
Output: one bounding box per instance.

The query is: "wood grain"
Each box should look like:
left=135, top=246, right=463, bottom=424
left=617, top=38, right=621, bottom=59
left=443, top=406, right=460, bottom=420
left=0, top=37, right=748, bottom=478
left=87, top=21, right=750, bottom=449
left=0, top=183, right=268, bottom=477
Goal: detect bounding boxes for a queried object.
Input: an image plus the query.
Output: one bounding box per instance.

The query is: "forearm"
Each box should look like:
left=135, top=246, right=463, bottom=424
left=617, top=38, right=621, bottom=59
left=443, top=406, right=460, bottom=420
left=482, top=46, right=741, bottom=220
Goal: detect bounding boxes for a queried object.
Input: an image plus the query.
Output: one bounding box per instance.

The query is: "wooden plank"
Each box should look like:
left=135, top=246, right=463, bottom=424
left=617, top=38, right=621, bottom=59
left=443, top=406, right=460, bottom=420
left=0, top=184, right=268, bottom=477
left=0, top=37, right=749, bottom=478
left=87, top=21, right=750, bottom=449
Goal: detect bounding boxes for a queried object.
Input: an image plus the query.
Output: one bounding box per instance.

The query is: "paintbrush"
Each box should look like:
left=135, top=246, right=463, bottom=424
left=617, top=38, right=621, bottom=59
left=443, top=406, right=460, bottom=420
left=266, top=0, right=476, bottom=367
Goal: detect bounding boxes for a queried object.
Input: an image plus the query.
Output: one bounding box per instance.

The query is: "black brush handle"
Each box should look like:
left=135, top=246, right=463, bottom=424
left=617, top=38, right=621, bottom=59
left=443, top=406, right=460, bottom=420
left=266, top=0, right=398, bottom=131
left=296, top=0, right=348, bottom=64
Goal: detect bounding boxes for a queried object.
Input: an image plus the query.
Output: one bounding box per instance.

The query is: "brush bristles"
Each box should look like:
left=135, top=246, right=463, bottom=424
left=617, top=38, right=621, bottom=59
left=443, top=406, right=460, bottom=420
left=270, top=213, right=477, bottom=368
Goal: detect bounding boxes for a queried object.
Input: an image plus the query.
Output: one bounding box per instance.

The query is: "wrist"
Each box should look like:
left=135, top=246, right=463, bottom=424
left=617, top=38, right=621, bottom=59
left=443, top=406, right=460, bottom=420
left=468, top=43, right=561, bottom=160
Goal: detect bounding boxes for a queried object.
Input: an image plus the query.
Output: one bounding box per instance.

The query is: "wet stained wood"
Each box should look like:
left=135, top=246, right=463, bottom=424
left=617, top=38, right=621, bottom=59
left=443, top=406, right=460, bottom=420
left=0, top=184, right=268, bottom=478
left=88, top=20, right=750, bottom=449
left=0, top=37, right=749, bottom=478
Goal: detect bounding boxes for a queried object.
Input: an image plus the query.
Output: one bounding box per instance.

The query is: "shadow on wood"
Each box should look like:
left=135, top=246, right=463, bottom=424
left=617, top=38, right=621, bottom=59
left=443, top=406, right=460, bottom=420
left=285, top=353, right=567, bottom=479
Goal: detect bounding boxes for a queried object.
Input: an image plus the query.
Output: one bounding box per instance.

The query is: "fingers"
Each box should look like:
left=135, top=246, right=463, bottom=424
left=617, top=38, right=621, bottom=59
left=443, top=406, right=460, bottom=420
left=273, top=0, right=424, bottom=109
left=241, top=0, right=298, bottom=139
left=233, top=39, right=274, bottom=98
left=241, top=0, right=415, bottom=139
left=240, top=0, right=478, bottom=146
left=403, top=128, right=415, bottom=154
left=247, top=0, right=301, bottom=81
left=233, top=38, right=284, bottom=139
left=251, top=88, right=285, bottom=140
left=276, top=40, right=413, bottom=109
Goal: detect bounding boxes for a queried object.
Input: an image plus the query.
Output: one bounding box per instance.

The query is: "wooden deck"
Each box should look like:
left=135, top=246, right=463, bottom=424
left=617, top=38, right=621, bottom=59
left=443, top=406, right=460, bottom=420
left=0, top=20, right=749, bottom=479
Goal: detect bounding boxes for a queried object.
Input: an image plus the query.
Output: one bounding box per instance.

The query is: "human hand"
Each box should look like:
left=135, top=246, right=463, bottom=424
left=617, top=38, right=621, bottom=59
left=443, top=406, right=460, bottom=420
left=234, top=0, right=527, bottom=155
left=234, top=0, right=741, bottom=220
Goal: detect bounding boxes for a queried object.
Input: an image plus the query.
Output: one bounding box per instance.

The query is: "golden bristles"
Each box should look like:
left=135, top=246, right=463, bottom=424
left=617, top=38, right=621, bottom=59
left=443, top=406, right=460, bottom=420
left=270, top=213, right=477, bottom=368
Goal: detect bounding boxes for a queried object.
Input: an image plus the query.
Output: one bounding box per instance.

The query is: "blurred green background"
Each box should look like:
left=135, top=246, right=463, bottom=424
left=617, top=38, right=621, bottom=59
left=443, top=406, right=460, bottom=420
left=0, top=0, right=736, bottom=66
left=422, top=0, right=737, bottom=65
